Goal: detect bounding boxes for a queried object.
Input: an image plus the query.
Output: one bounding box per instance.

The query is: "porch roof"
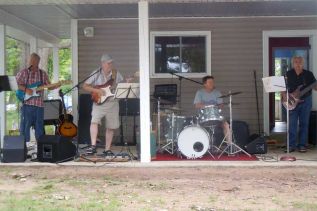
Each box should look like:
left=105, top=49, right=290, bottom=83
left=0, top=0, right=316, bottom=43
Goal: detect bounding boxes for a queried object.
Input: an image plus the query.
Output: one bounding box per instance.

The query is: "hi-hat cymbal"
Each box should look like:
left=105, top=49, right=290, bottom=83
left=218, top=91, right=242, bottom=98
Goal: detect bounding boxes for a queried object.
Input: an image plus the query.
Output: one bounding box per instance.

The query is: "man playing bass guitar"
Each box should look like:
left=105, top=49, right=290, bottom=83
left=82, top=54, right=124, bottom=156
left=282, top=56, right=317, bottom=153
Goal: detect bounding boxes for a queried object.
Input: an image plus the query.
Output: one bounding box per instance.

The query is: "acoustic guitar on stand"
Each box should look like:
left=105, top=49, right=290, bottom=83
left=58, top=90, right=78, bottom=138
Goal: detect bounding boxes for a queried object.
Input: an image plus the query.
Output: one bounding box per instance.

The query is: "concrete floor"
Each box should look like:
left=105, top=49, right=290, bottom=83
left=1, top=138, right=317, bottom=167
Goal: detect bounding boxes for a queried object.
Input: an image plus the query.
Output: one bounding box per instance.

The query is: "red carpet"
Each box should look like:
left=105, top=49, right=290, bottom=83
left=152, top=153, right=258, bottom=161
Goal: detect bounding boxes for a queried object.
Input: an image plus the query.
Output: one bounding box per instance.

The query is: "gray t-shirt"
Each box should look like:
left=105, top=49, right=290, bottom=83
left=193, top=88, right=223, bottom=106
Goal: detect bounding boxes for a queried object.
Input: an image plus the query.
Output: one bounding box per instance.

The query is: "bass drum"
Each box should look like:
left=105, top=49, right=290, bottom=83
left=177, top=126, right=210, bottom=159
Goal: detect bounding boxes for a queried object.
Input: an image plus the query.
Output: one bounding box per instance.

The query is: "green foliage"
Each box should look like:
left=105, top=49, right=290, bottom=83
left=6, top=37, right=22, bottom=76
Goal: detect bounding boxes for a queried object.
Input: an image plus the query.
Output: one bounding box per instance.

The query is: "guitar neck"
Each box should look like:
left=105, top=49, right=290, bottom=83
left=298, top=81, right=317, bottom=98
left=35, top=82, right=60, bottom=91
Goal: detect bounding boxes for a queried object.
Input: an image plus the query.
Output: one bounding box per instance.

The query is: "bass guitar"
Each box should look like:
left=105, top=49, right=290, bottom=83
left=282, top=81, right=317, bottom=110
left=58, top=90, right=78, bottom=138
left=91, top=78, right=115, bottom=105
left=16, top=80, right=72, bottom=102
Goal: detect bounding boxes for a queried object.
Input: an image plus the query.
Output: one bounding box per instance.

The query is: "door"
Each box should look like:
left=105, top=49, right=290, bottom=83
left=269, top=37, right=310, bottom=131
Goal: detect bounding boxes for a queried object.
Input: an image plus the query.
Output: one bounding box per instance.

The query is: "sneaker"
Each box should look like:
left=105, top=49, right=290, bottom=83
left=86, top=146, right=97, bottom=155
left=284, top=148, right=295, bottom=153
left=103, top=150, right=115, bottom=157
left=298, top=147, right=307, bottom=153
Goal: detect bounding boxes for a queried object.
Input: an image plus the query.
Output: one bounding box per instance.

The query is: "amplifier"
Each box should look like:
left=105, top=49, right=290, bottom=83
left=153, top=84, right=177, bottom=104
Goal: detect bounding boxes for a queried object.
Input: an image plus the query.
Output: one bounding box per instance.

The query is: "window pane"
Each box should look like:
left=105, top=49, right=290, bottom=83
left=155, top=36, right=180, bottom=73
left=182, top=37, right=206, bottom=73
left=153, top=35, right=207, bottom=75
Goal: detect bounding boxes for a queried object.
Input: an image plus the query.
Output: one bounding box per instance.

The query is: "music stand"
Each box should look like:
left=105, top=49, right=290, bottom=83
left=114, top=83, right=139, bottom=160
left=0, top=76, right=18, bottom=161
left=262, top=76, right=296, bottom=161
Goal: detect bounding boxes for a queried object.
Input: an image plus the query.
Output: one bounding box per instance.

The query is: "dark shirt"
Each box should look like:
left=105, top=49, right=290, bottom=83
left=286, top=69, right=316, bottom=100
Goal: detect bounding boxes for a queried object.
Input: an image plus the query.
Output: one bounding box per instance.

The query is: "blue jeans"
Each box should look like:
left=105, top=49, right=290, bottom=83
left=20, top=105, right=44, bottom=143
left=288, top=95, right=312, bottom=149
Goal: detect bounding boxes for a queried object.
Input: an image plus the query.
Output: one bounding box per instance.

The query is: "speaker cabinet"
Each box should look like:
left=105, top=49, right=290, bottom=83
left=78, top=94, right=93, bottom=144
left=2, top=135, right=26, bottom=163
left=245, top=136, right=267, bottom=154
left=232, top=120, right=250, bottom=149
left=37, top=135, right=76, bottom=163
left=309, top=111, right=317, bottom=145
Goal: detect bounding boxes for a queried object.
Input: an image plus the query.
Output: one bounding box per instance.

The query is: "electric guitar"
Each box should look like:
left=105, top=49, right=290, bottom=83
left=58, top=90, right=77, bottom=138
left=282, top=81, right=317, bottom=110
left=16, top=80, right=72, bottom=102
left=91, top=78, right=115, bottom=105
left=91, top=71, right=139, bottom=105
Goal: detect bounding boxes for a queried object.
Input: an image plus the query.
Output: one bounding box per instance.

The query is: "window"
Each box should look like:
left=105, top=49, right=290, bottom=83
left=150, top=31, right=211, bottom=78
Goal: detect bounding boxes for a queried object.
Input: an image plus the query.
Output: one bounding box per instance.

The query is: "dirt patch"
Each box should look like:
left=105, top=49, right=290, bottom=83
left=0, top=166, right=316, bottom=210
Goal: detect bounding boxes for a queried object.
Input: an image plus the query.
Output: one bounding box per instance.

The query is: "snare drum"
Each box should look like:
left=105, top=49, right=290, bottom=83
left=177, top=125, right=210, bottom=159
left=198, top=105, right=223, bottom=123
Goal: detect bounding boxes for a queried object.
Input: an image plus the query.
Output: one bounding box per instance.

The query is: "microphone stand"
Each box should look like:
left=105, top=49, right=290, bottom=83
left=169, top=72, right=202, bottom=110
left=59, top=68, right=102, bottom=163
left=280, top=77, right=296, bottom=162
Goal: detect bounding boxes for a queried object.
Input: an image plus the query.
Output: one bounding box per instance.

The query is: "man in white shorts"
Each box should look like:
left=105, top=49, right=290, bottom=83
left=83, top=54, right=123, bottom=156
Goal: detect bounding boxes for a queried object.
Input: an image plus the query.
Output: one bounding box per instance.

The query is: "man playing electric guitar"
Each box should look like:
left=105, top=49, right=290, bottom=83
left=82, top=54, right=124, bottom=156
left=16, top=53, right=61, bottom=147
left=282, top=56, right=317, bottom=153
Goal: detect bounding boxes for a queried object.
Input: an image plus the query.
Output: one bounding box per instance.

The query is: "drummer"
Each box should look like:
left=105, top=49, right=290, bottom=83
left=194, top=75, right=231, bottom=143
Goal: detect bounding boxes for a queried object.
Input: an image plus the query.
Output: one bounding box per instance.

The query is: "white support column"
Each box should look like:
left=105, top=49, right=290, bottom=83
left=71, top=19, right=78, bottom=124
left=0, top=24, right=6, bottom=148
left=138, top=1, right=151, bottom=163
left=52, top=46, right=60, bottom=99
left=30, top=37, right=37, bottom=54
left=311, top=34, right=317, bottom=110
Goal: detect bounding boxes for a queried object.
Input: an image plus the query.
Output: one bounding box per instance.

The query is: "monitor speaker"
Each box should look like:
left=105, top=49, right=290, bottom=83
left=37, top=135, right=76, bottom=163
left=2, top=135, right=26, bottom=162
left=245, top=136, right=267, bottom=154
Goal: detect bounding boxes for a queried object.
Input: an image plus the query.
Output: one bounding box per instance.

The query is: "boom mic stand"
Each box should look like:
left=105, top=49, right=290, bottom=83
left=169, top=72, right=202, bottom=110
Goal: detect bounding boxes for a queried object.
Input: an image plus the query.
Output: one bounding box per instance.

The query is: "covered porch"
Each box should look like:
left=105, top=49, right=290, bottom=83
left=0, top=0, right=317, bottom=163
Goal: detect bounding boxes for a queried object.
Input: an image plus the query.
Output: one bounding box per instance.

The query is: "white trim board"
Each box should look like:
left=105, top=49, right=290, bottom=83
left=262, top=30, right=317, bottom=135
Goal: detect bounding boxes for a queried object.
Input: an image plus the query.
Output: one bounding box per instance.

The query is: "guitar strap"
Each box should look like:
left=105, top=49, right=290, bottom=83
left=111, top=69, right=117, bottom=84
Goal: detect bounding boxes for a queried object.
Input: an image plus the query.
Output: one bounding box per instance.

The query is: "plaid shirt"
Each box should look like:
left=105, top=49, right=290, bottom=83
left=16, top=67, right=49, bottom=107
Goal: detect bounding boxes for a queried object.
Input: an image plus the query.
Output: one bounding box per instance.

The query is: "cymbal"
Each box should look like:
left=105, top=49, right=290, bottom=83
left=161, top=106, right=183, bottom=111
left=218, top=91, right=242, bottom=98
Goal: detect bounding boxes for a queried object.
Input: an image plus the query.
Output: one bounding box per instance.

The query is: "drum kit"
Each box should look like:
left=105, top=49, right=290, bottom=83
left=154, top=91, right=251, bottom=159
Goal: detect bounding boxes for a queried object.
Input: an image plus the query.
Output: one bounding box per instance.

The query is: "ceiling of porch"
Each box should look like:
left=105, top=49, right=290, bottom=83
left=0, top=0, right=316, bottom=43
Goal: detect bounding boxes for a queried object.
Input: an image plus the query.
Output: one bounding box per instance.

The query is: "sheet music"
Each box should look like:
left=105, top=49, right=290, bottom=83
left=262, top=76, right=286, bottom=93
left=115, top=83, right=140, bottom=99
